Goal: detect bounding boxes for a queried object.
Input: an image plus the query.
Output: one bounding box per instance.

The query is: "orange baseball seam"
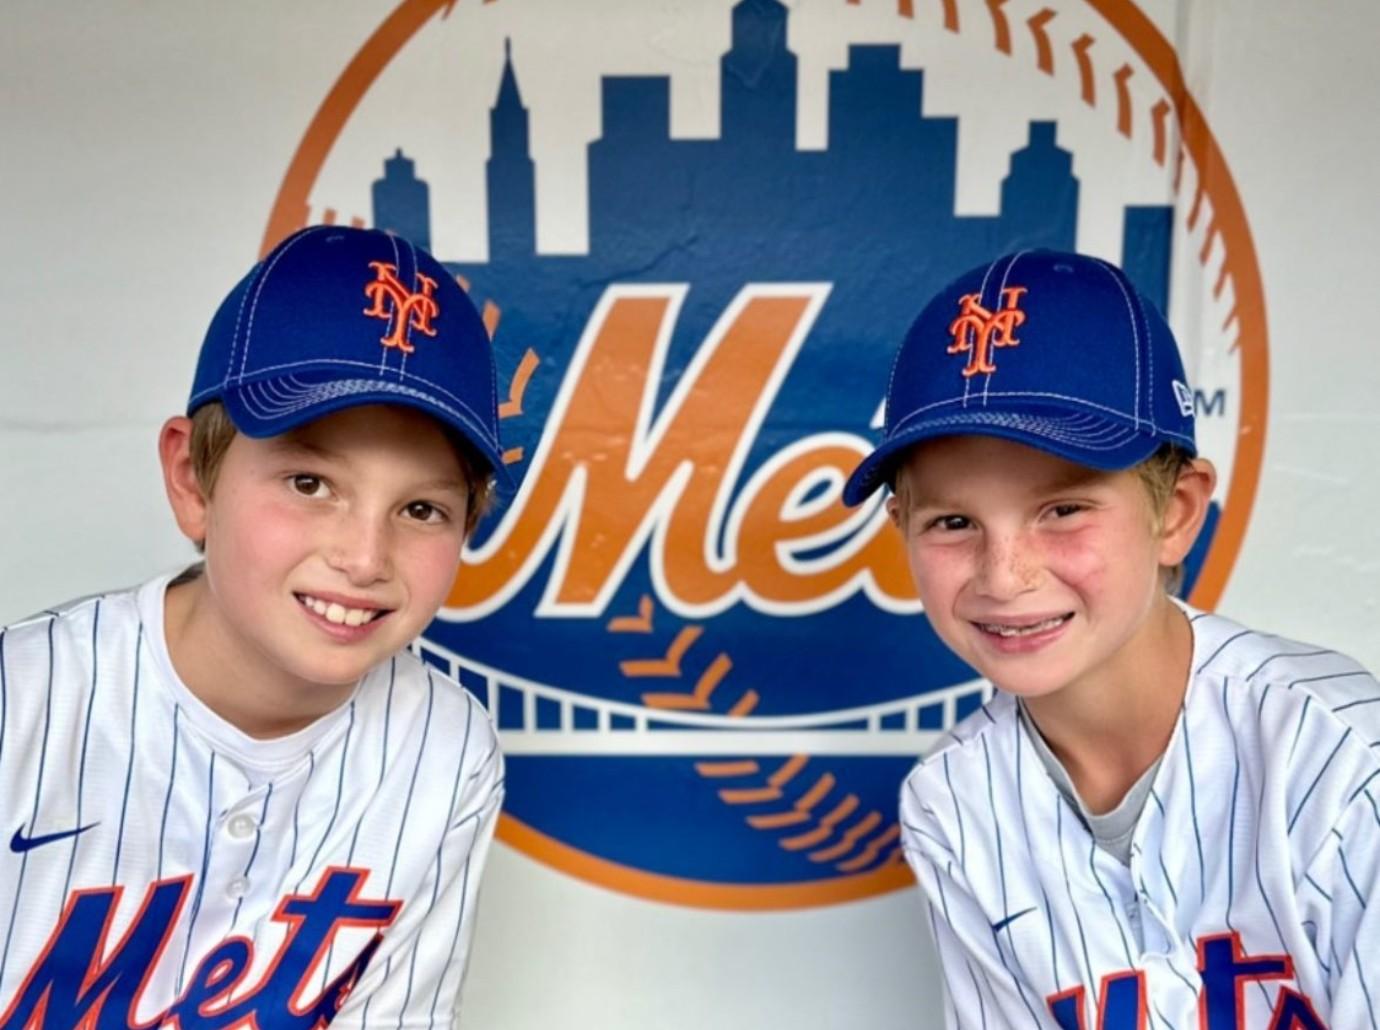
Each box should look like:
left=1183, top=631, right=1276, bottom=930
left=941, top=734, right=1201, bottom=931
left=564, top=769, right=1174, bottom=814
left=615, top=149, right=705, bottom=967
left=1005, top=0, right=1252, bottom=364
left=985, top=0, right=1012, bottom=54
left=1186, top=183, right=1206, bottom=230
left=499, top=347, right=539, bottom=418
left=642, top=653, right=732, bottom=710
left=1028, top=9, right=1057, bottom=74
left=1151, top=99, right=1171, bottom=165
left=727, top=690, right=759, bottom=716
left=604, top=584, right=901, bottom=873
left=808, top=810, right=882, bottom=862
left=769, top=754, right=809, bottom=786
left=731, top=771, right=832, bottom=815
left=1197, top=222, right=1218, bottom=264
left=781, top=794, right=859, bottom=851
left=1113, top=65, right=1134, bottom=138
left=748, top=809, right=809, bottom=829
left=619, top=626, right=702, bottom=678
left=482, top=300, right=502, bottom=340
left=719, top=754, right=808, bottom=805
left=606, top=594, right=655, bottom=633
left=837, top=824, right=901, bottom=872
left=939, top=0, right=956, bottom=32
left=720, top=783, right=787, bottom=804
left=323, top=208, right=369, bottom=229
left=1072, top=34, right=1096, bottom=105
left=867, top=0, right=919, bottom=23
left=696, top=760, right=759, bottom=778
left=1213, top=261, right=1231, bottom=302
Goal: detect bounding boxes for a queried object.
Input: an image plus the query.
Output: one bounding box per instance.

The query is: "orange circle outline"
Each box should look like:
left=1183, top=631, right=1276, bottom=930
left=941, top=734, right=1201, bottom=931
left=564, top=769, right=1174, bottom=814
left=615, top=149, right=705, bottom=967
left=263, top=0, right=1267, bottom=910
left=498, top=813, right=915, bottom=911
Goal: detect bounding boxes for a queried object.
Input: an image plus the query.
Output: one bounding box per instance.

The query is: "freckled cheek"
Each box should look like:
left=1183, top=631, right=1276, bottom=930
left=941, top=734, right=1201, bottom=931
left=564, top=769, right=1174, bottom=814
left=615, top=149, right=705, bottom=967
left=1039, top=530, right=1110, bottom=590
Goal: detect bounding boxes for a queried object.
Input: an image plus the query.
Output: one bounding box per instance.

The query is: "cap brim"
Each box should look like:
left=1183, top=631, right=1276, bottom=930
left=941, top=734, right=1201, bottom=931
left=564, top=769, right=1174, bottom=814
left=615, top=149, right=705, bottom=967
left=841, top=410, right=1165, bottom=506
left=222, top=374, right=514, bottom=488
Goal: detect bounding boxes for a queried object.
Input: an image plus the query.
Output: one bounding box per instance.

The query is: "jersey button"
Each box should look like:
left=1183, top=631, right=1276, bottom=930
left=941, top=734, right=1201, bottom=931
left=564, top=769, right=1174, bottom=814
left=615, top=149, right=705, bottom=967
left=226, top=876, right=250, bottom=899
left=227, top=814, right=258, bottom=839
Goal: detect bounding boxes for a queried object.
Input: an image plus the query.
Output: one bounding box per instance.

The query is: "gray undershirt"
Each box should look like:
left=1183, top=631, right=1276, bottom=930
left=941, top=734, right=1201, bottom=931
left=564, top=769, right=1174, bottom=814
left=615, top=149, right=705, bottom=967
left=1017, top=701, right=1162, bottom=865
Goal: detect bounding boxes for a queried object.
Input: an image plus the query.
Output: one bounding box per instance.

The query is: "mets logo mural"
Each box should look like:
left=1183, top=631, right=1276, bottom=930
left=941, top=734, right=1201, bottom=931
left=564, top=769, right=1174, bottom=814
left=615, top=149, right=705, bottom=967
left=264, top=0, right=1266, bottom=909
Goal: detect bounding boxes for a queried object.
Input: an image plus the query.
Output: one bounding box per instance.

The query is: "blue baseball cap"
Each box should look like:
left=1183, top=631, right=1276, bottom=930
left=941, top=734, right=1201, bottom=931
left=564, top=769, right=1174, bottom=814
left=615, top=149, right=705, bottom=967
left=188, top=225, right=509, bottom=483
left=842, top=250, right=1197, bottom=505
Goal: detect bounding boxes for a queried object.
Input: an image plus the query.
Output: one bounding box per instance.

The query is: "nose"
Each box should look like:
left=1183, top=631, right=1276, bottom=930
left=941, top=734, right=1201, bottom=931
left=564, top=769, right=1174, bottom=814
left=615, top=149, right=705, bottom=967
left=326, top=509, right=393, bottom=586
left=973, top=530, right=1039, bottom=601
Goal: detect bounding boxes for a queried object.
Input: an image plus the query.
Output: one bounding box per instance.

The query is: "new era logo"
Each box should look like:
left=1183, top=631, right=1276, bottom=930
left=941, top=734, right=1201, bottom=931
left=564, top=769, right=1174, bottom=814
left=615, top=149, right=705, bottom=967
left=1173, top=380, right=1194, bottom=417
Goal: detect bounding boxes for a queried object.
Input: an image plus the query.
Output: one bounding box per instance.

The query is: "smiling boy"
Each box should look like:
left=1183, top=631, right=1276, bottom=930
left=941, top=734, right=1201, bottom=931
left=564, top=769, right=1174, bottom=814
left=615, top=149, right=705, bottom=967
left=843, top=251, right=1380, bottom=1027
left=0, top=226, right=505, bottom=1027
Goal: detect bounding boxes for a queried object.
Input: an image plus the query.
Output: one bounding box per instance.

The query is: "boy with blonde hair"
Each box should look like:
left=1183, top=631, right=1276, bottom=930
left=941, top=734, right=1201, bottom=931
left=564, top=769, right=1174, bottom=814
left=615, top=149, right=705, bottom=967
left=0, top=226, right=504, bottom=1027
left=844, top=250, right=1380, bottom=1028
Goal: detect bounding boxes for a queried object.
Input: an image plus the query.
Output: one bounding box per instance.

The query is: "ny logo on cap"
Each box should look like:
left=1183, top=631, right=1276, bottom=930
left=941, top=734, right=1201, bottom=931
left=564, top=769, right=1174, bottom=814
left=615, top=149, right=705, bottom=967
left=946, top=286, right=1027, bottom=377
left=363, top=261, right=440, bottom=353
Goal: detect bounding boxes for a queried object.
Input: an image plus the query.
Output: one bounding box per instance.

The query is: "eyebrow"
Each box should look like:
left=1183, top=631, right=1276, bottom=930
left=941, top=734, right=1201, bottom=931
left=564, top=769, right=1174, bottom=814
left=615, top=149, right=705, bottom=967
left=266, top=437, right=469, bottom=494
left=906, top=467, right=1106, bottom=511
left=266, top=435, right=336, bottom=460
left=410, top=476, right=470, bottom=495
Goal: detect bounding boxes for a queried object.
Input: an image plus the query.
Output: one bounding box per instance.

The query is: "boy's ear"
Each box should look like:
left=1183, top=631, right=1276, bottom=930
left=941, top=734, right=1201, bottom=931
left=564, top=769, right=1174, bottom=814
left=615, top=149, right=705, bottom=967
left=159, top=416, right=209, bottom=545
left=1158, top=457, right=1217, bottom=566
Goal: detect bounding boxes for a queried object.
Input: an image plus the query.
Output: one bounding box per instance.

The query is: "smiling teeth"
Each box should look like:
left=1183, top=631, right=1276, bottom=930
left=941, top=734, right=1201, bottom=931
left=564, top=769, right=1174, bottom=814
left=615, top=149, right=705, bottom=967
left=299, top=595, right=380, bottom=627
left=979, top=616, right=1069, bottom=638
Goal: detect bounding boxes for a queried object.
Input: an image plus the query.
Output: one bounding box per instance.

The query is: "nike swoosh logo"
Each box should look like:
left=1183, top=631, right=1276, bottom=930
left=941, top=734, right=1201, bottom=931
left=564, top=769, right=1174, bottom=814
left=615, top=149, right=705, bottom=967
left=991, top=906, right=1038, bottom=934
left=10, top=822, right=99, bottom=853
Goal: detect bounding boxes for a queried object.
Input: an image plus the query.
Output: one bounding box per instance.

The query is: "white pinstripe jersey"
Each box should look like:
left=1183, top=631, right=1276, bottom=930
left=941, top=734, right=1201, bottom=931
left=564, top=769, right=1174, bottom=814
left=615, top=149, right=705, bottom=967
left=901, top=607, right=1380, bottom=1029
left=0, top=574, right=503, bottom=1029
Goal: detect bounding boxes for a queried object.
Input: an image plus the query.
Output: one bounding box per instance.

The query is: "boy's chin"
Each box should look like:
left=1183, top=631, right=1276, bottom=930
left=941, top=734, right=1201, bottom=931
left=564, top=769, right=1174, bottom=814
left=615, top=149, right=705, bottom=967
left=288, top=645, right=395, bottom=689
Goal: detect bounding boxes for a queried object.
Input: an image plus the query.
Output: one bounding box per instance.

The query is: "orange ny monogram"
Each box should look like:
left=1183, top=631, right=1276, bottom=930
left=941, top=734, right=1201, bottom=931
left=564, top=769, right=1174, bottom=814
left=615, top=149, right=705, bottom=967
left=363, top=261, right=440, bottom=353
left=946, top=286, right=1028, bottom=377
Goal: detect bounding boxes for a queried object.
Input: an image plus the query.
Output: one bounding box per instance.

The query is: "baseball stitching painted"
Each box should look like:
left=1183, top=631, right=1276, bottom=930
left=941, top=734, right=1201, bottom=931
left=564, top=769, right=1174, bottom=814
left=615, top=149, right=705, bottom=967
left=265, top=0, right=1267, bottom=909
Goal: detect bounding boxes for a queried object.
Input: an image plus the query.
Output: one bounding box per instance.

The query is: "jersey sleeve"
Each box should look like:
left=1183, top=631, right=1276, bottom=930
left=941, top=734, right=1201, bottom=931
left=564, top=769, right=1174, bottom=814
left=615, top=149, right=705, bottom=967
left=1296, top=777, right=1380, bottom=1023
left=900, top=774, right=1059, bottom=1029
left=332, top=708, right=505, bottom=1029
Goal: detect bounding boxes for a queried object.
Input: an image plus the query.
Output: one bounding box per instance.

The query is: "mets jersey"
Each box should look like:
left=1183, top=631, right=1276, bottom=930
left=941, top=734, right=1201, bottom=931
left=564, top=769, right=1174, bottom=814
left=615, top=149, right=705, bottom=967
left=0, top=573, right=503, bottom=1028
left=901, top=607, right=1380, bottom=1028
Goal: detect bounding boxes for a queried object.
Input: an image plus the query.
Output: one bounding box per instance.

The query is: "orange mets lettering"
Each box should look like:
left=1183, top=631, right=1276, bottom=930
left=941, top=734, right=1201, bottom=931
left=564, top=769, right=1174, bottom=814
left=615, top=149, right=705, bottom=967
left=363, top=260, right=439, bottom=353
left=447, top=284, right=916, bottom=619
left=946, top=285, right=1027, bottom=377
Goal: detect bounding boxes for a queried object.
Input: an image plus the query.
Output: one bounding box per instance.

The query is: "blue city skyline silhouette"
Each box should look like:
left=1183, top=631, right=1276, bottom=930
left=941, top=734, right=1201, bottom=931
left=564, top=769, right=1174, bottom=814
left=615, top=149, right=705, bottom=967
left=367, top=0, right=1201, bottom=884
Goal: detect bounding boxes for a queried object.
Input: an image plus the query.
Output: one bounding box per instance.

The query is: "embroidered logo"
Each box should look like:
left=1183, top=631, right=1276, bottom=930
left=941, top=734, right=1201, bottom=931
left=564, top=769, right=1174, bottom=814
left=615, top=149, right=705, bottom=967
left=363, top=260, right=439, bottom=353
left=1173, top=380, right=1195, bottom=417
left=946, top=285, right=1027, bottom=377
left=10, top=822, right=99, bottom=853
